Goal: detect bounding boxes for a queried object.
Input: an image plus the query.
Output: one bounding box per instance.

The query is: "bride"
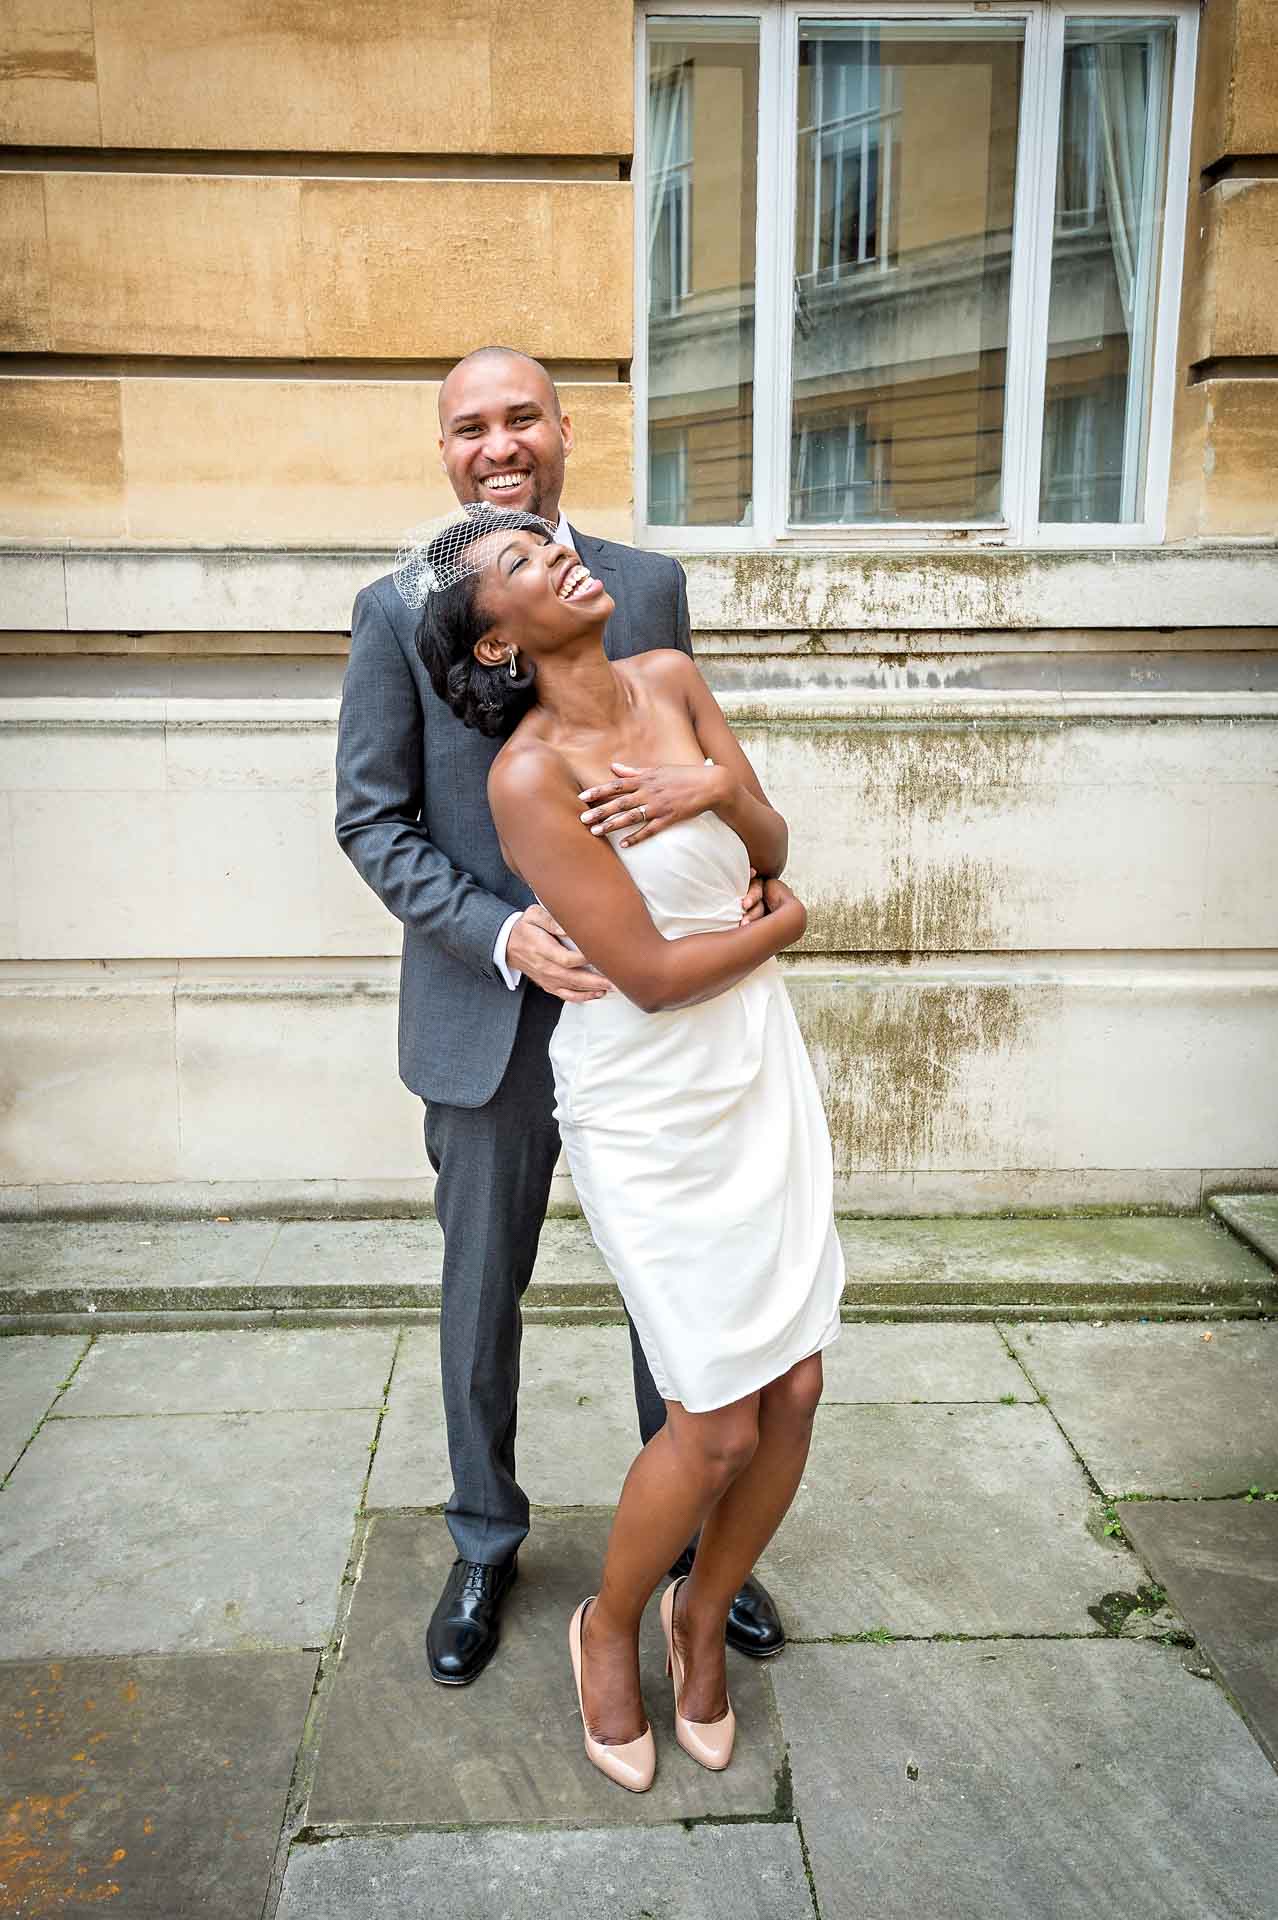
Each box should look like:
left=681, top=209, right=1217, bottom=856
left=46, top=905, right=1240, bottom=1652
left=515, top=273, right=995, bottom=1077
left=414, top=504, right=844, bottom=1792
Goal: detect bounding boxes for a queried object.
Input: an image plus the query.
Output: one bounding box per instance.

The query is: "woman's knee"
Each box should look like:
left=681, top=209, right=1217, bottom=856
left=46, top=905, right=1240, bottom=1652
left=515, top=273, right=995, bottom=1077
left=672, top=1402, right=760, bottom=1491
left=763, top=1354, right=824, bottom=1429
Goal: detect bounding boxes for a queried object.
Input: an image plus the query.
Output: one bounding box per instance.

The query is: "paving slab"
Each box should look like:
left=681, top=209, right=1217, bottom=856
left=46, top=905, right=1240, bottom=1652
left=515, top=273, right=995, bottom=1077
left=757, top=1403, right=1123, bottom=1636
left=1001, top=1320, right=1278, bottom=1495
left=0, top=1408, right=374, bottom=1657
left=278, top=1822, right=813, bottom=1920
left=1120, top=1499, right=1278, bottom=1769
left=820, top=1323, right=1028, bottom=1401
left=367, top=1324, right=644, bottom=1508
left=0, top=1333, right=87, bottom=1474
left=1210, top=1192, right=1278, bottom=1269
left=0, top=1649, right=314, bottom=1920
left=776, top=1641, right=1278, bottom=1920
left=307, top=1510, right=783, bottom=1827
left=55, top=1327, right=397, bottom=1416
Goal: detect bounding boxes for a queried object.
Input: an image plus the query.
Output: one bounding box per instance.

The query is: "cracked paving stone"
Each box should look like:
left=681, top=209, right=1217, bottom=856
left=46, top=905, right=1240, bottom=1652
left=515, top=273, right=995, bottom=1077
left=0, top=1334, right=88, bottom=1475
left=278, top=1822, right=812, bottom=1919
left=776, top=1641, right=1278, bottom=1920
left=0, top=1650, right=315, bottom=1920
left=0, top=1408, right=375, bottom=1657
left=1121, top=1498, right=1278, bottom=1770
left=757, top=1402, right=1122, bottom=1637
left=55, top=1327, right=397, bottom=1416
left=307, top=1510, right=782, bottom=1826
left=1001, top=1321, right=1278, bottom=1495
left=367, top=1324, right=643, bottom=1508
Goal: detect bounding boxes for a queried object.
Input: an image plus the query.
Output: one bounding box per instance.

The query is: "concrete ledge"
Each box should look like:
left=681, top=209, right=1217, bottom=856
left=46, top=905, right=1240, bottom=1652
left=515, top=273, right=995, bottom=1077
left=1, top=1215, right=1271, bottom=1322
left=4, top=543, right=1277, bottom=634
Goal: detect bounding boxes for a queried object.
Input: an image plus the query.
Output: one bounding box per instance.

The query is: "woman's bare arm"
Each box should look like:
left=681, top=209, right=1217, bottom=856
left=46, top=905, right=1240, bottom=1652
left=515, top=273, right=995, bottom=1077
left=490, top=746, right=804, bottom=1014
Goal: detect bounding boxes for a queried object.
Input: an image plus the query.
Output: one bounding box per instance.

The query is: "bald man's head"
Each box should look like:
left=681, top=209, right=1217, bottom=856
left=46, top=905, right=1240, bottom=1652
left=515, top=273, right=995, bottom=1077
left=437, top=347, right=572, bottom=522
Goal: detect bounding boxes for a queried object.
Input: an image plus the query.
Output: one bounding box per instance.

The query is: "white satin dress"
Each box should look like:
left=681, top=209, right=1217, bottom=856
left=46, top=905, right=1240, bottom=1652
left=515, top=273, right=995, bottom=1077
left=548, top=798, right=844, bottom=1414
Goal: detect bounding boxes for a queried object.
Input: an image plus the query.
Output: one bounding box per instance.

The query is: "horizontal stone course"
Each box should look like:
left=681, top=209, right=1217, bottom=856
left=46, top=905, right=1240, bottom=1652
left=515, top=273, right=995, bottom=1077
left=0, top=377, right=635, bottom=548
left=21, top=174, right=631, bottom=359
left=1, top=0, right=635, bottom=154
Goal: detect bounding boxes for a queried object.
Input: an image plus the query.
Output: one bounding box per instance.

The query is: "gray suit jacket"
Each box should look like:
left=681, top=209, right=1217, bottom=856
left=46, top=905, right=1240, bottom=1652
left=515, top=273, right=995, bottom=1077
left=335, top=527, right=693, bottom=1107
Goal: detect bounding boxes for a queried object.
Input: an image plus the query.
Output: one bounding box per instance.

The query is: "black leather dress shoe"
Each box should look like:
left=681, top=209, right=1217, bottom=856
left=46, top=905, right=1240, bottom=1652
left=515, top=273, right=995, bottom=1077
left=426, top=1554, right=518, bottom=1686
left=667, top=1549, right=786, bottom=1660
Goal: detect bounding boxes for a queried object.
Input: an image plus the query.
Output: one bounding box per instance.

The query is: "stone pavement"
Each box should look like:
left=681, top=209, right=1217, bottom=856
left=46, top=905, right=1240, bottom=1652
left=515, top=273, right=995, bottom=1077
left=2, top=1222, right=1277, bottom=1916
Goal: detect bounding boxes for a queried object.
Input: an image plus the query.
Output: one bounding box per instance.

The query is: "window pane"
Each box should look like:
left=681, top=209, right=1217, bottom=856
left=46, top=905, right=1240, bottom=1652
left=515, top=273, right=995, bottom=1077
left=646, top=20, right=758, bottom=526
left=791, top=19, right=1024, bottom=525
left=1039, top=18, right=1175, bottom=523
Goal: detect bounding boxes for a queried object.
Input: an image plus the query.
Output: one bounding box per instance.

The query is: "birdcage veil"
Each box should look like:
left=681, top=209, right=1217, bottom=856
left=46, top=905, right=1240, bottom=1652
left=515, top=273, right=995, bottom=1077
left=392, top=502, right=557, bottom=610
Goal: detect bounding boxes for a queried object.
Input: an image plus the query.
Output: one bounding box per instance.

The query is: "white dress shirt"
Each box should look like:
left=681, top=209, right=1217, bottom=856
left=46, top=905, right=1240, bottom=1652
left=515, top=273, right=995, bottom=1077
left=492, top=509, right=575, bottom=987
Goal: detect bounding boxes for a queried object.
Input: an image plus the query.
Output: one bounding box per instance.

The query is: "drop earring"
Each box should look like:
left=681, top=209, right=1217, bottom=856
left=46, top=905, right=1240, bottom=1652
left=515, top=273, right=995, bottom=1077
left=508, top=650, right=518, bottom=679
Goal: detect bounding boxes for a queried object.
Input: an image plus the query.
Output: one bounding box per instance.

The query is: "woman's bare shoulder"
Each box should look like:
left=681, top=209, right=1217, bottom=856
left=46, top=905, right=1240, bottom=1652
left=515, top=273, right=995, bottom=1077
left=489, top=728, right=575, bottom=808
left=623, top=646, right=701, bottom=685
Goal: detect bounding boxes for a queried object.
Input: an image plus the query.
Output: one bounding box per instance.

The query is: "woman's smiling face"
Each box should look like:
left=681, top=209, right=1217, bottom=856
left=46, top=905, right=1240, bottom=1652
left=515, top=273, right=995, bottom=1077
left=471, top=528, right=614, bottom=667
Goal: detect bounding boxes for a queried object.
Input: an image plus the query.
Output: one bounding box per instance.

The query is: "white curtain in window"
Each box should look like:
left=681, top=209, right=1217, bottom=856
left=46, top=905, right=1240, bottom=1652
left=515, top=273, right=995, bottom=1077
left=1092, top=40, right=1148, bottom=334
left=1091, top=29, right=1169, bottom=518
left=647, top=60, right=686, bottom=278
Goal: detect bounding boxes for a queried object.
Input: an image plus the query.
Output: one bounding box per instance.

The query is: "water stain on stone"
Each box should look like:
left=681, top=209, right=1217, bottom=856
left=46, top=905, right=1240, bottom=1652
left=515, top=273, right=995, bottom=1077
left=796, top=977, right=1026, bottom=1168
left=804, top=857, right=999, bottom=952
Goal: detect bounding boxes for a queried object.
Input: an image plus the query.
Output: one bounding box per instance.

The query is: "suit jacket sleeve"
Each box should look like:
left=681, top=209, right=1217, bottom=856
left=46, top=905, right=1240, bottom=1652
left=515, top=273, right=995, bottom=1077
left=335, top=583, right=513, bottom=982
left=673, top=558, right=693, bottom=657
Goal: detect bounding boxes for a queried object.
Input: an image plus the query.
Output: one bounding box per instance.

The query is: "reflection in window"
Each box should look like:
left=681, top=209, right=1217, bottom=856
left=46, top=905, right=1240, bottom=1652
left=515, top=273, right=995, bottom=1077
left=649, top=435, right=690, bottom=523
left=793, top=411, right=890, bottom=523
left=650, top=68, right=692, bottom=317
left=646, top=20, right=759, bottom=527
left=1040, top=382, right=1126, bottom=521
left=797, top=28, right=890, bottom=282
left=1039, top=19, right=1174, bottom=523
left=790, top=20, right=1024, bottom=525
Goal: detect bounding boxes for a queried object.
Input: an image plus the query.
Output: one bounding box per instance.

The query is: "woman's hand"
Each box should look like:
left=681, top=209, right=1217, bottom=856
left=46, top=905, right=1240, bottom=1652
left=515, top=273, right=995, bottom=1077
left=578, top=761, right=729, bottom=848
left=762, top=875, right=807, bottom=945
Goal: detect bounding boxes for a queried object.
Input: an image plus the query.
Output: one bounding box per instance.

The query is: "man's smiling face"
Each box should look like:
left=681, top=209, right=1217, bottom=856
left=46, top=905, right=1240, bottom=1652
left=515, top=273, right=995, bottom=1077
left=438, top=352, right=573, bottom=524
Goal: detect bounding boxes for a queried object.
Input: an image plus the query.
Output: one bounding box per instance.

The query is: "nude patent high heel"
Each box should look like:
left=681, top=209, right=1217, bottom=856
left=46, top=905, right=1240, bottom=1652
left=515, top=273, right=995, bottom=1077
left=568, top=1598, right=656, bottom=1794
left=660, top=1575, right=736, bottom=1771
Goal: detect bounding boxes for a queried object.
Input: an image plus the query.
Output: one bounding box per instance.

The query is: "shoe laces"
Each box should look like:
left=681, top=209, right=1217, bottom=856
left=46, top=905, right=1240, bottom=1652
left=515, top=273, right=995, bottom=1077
left=460, top=1560, right=495, bottom=1597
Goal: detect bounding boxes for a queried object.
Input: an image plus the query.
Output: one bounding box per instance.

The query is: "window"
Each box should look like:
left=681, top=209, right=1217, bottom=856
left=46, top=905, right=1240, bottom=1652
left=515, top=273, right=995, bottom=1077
left=636, top=3, right=1197, bottom=546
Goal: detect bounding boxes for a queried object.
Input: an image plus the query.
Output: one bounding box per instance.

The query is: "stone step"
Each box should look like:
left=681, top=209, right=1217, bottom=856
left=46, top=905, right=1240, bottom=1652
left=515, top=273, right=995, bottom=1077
left=1208, top=1192, right=1278, bottom=1271
left=1, top=1214, right=1272, bottom=1327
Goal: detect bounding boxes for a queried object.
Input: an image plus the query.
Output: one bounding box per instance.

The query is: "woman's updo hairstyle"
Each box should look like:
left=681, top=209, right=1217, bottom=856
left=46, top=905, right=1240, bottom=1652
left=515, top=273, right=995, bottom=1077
left=413, top=510, right=546, bottom=739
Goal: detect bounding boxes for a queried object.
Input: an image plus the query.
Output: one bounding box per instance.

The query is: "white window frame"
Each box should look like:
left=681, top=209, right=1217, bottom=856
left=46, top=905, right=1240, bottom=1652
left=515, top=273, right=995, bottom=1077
left=633, top=0, right=1198, bottom=551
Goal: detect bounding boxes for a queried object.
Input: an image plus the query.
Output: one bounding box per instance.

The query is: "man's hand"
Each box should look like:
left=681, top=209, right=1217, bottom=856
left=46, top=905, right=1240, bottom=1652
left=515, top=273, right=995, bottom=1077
left=505, top=904, right=612, bottom=1002
left=739, top=871, right=766, bottom=927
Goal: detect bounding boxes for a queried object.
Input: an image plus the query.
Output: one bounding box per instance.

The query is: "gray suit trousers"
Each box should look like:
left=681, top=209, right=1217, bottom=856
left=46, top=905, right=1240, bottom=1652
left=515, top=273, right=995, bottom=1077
left=425, top=982, right=667, bottom=1565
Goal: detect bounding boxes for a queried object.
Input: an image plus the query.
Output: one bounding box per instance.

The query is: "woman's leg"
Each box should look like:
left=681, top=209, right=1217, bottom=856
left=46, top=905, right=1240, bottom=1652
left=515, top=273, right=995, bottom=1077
left=580, top=1394, right=761, bottom=1744
left=673, top=1354, right=825, bottom=1723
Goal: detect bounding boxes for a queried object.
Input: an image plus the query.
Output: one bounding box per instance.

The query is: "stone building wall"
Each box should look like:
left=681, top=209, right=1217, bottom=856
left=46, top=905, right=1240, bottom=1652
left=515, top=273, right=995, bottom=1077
left=0, top=1, right=1275, bottom=1215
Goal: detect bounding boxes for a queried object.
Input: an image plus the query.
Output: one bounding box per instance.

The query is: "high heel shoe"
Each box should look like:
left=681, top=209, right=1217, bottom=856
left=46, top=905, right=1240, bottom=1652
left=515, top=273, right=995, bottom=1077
left=567, top=1598, right=656, bottom=1794
left=660, top=1575, right=736, bottom=1771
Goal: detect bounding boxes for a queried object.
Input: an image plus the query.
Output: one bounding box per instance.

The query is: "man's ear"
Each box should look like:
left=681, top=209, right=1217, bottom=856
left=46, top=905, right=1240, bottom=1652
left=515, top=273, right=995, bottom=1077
left=560, top=412, right=574, bottom=460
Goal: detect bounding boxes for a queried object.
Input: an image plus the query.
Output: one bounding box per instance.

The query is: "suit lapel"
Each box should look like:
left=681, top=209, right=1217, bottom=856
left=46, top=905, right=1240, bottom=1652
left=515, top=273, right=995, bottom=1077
left=570, top=523, right=632, bottom=660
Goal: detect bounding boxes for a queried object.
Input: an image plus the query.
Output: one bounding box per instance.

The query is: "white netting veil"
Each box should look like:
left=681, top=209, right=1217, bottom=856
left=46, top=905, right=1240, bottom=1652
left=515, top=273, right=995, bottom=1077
left=392, top=502, right=557, bottom=610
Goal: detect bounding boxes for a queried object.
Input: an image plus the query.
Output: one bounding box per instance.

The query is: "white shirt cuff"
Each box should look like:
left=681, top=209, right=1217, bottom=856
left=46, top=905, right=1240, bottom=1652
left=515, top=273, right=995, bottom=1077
left=493, top=911, right=523, bottom=989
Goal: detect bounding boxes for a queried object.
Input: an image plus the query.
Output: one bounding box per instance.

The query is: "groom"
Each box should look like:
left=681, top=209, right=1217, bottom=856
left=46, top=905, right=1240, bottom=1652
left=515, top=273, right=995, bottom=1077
left=336, top=346, right=784, bottom=1685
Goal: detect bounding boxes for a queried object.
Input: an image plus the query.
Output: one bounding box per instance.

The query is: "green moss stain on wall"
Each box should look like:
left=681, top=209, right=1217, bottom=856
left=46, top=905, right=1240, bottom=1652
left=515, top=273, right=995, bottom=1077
left=803, top=857, right=999, bottom=951
left=796, top=976, right=1028, bottom=1170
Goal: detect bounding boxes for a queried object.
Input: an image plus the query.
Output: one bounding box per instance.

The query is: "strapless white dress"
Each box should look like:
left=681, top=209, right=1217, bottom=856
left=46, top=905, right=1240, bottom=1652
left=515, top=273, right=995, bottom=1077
left=549, top=805, right=844, bottom=1413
